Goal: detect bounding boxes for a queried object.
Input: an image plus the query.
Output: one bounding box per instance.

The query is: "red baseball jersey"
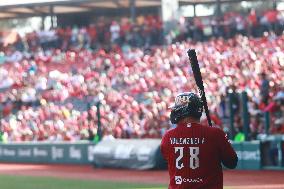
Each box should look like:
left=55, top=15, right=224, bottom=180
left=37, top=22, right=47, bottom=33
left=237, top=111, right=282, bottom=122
left=161, top=122, right=238, bottom=189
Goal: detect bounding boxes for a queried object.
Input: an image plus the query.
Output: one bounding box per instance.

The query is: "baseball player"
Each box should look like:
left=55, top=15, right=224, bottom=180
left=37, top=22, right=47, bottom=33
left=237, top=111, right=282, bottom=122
left=161, top=92, right=238, bottom=189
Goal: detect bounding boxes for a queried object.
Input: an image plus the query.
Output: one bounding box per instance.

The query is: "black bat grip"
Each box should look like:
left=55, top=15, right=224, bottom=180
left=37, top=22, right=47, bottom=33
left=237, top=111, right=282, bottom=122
left=187, top=49, right=213, bottom=127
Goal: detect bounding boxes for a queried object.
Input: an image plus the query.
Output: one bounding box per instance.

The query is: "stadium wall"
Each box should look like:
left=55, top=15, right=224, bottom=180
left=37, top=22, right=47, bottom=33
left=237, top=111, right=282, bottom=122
left=0, top=139, right=283, bottom=170
left=0, top=142, right=96, bottom=164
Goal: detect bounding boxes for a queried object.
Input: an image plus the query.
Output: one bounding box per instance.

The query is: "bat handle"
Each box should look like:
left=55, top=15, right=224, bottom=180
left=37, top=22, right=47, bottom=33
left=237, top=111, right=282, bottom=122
left=204, top=108, right=213, bottom=127
left=200, top=91, right=213, bottom=127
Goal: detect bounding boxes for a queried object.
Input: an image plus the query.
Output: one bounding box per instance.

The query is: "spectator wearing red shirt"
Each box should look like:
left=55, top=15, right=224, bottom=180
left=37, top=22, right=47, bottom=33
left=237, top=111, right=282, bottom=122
left=248, top=9, right=260, bottom=37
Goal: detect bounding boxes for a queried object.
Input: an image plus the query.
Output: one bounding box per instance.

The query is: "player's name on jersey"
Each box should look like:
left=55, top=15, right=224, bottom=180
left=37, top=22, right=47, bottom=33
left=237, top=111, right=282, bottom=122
left=170, top=137, right=205, bottom=145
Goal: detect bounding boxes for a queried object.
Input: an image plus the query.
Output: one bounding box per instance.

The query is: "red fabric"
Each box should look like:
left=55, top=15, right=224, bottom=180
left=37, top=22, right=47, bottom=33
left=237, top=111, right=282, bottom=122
left=265, top=10, right=278, bottom=23
left=211, top=114, right=222, bottom=127
left=161, top=122, right=237, bottom=189
left=2, top=104, right=12, bottom=117
left=87, top=25, right=97, bottom=40
left=248, top=12, right=258, bottom=26
left=258, top=102, right=267, bottom=111
left=263, top=101, right=277, bottom=112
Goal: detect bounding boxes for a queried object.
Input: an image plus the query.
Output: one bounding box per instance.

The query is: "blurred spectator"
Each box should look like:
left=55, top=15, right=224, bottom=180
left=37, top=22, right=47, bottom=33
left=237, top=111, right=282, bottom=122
left=260, top=73, right=270, bottom=104
left=230, top=85, right=240, bottom=116
left=110, top=21, right=120, bottom=44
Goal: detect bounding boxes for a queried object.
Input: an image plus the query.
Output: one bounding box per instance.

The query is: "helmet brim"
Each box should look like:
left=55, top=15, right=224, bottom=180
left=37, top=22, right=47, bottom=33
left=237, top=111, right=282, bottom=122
left=168, top=104, right=176, bottom=109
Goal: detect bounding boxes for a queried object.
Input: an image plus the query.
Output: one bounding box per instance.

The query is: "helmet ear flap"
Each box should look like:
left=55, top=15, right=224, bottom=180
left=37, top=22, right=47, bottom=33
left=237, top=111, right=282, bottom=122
left=170, top=106, right=191, bottom=124
left=170, top=109, right=179, bottom=124
left=186, top=98, right=203, bottom=119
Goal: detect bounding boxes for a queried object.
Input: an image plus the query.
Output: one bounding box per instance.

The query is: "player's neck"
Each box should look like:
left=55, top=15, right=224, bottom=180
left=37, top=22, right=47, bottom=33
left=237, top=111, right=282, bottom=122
left=180, top=117, right=200, bottom=125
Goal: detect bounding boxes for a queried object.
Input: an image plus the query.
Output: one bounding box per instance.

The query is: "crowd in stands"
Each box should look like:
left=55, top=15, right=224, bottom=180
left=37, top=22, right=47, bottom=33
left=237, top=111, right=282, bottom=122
left=169, top=8, right=284, bottom=43
left=0, top=33, right=283, bottom=142
left=0, top=15, right=163, bottom=53
left=1, top=9, right=283, bottom=52
left=0, top=10, right=283, bottom=142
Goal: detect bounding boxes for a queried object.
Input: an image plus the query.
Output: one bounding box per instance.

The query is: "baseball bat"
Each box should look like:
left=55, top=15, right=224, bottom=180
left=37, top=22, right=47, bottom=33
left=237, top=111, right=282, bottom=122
left=187, top=49, right=213, bottom=127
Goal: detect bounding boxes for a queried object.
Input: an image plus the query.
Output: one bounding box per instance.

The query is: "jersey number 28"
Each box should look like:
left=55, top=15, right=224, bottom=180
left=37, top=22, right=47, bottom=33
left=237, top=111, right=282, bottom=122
left=175, top=147, right=199, bottom=170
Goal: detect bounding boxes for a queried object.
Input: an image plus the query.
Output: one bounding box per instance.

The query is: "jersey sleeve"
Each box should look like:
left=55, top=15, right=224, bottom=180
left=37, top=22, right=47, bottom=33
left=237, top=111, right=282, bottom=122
left=160, top=132, right=169, bottom=161
left=217, top=129, right=238, bottom=169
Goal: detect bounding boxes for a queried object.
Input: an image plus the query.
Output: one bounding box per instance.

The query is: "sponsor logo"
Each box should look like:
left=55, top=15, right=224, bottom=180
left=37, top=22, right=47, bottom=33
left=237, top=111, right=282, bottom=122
left=18, top=149, right=32, bottom=157
left=175, top=176, right=182, bottom=185
left=3, top=149, right=16, bottom=156
left=69, top=146, right=81, bottom=160
left=137, top=146, right=151, bottom=161
left=33, top=148, right=48, bottom=157
left=236, top=150, right=260, bottom=161
left=175, top=176, right=203, bottom=185
left=87, top=146, right=96, bottom=162
left=51, top=147, right=64, bottom=160
left=187, top=123, right=191, bottom=128
left=114, top=145, right=134, bottom=159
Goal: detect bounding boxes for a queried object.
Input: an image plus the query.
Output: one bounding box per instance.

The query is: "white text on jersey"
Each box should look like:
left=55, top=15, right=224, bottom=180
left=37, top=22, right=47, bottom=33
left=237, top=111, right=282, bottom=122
left=170, top=137, right=205, bottom=145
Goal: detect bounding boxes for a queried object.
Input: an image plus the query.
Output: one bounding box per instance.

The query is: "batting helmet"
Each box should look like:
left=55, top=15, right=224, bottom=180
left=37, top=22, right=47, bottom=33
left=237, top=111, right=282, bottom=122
left=169, top=92, right=203, bottom=124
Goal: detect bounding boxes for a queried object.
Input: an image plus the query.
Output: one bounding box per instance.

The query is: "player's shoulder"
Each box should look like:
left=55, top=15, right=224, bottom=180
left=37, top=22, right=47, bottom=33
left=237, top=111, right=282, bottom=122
left=161, top=127, right=180, bottom=140
left=161, top=128, right=173, bottom=145
left=162, top=127, right=176, bottom=137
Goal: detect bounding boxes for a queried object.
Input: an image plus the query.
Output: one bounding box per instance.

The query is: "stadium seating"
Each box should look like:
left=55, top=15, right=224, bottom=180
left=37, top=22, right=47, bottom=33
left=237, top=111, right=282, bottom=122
left=0, top=12, right=283, bottom=142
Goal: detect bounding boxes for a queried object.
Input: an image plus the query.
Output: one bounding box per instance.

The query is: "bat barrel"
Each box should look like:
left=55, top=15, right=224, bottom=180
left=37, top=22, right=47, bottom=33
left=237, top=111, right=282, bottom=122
left=187, top=49, right=213, bottom=127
